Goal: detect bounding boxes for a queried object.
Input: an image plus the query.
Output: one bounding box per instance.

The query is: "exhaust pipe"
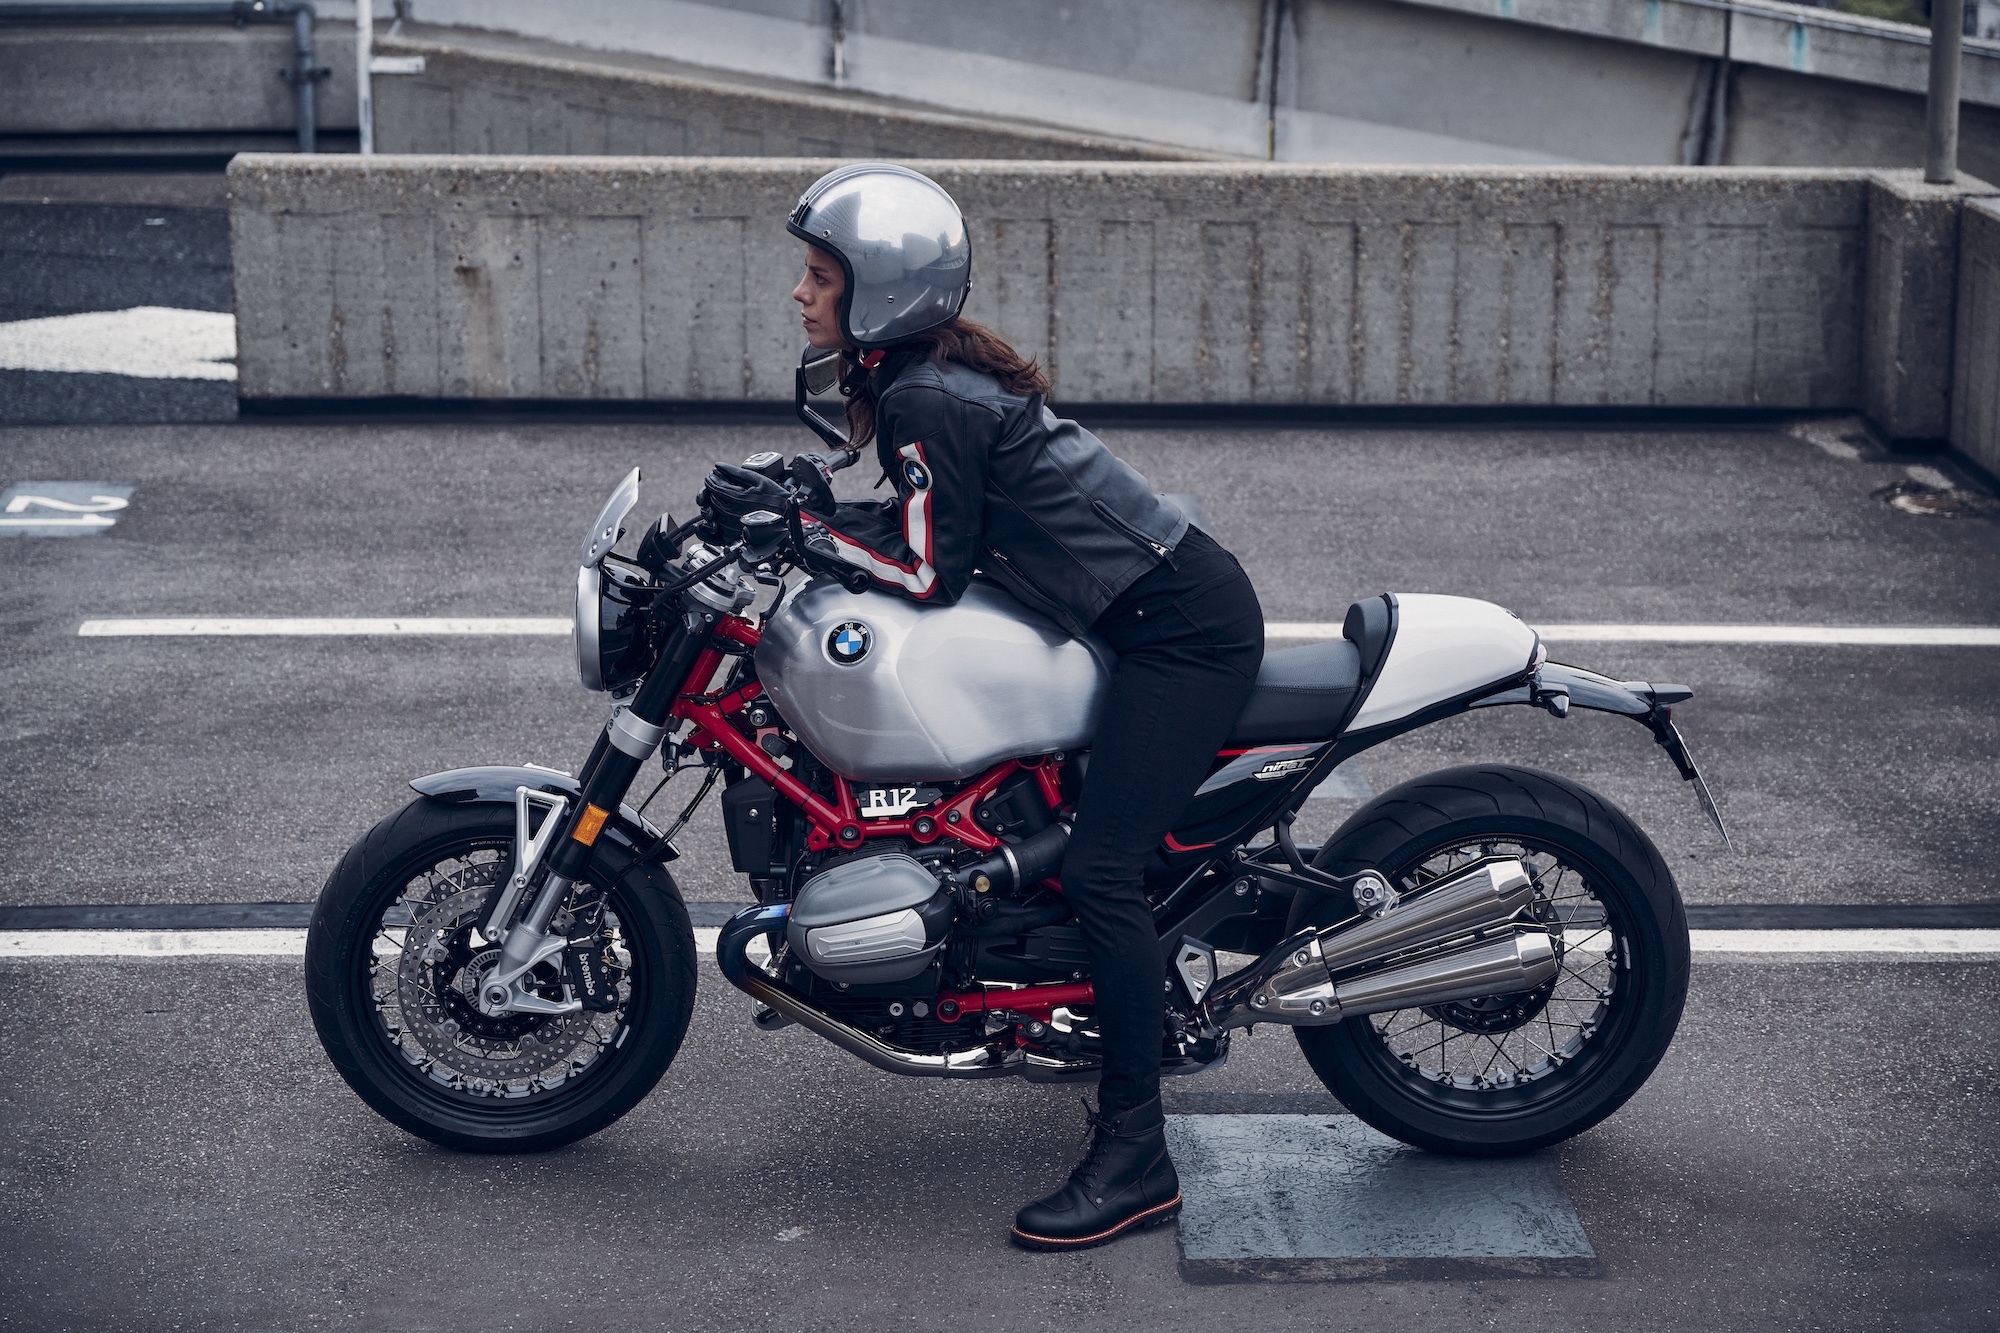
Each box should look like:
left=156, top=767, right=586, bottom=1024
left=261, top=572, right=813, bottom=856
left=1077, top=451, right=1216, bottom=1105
left=715, top=902, right=1094, bottom=1080
left=1196, top=858, right=1553, bottom=1031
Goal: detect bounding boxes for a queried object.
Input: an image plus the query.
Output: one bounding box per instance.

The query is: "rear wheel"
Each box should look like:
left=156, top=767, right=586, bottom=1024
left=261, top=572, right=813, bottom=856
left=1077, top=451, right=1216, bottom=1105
left=306, top=798, right=698, bottom=1152
left=1294, top=765, right=1689, bottom=1156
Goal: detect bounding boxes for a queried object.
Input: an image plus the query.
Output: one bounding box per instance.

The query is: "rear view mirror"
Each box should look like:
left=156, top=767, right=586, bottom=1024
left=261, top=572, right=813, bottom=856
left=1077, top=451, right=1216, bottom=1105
left=797, top=346, right=850, bottom=451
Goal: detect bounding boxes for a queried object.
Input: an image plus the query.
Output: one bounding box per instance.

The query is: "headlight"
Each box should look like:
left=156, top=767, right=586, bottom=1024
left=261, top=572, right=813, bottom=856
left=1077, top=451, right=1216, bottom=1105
left=574, top=563, right=651, bottom=692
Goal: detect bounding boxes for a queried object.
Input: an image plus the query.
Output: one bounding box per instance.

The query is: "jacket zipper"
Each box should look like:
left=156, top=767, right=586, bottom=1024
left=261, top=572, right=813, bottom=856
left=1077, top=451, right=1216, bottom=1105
left=1092, top=499, right=1173, bottom=559
left=985, top=546, right=1065, bottom=614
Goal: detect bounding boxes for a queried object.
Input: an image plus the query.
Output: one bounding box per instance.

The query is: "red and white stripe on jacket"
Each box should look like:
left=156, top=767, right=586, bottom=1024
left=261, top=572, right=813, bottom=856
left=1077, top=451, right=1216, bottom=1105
left=823, top=442, right=938, bottom=598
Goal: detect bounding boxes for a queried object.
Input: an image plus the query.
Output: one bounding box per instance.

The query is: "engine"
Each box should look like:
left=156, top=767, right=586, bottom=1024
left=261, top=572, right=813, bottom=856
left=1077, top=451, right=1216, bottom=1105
left=786, top=853, right=955, bottom=985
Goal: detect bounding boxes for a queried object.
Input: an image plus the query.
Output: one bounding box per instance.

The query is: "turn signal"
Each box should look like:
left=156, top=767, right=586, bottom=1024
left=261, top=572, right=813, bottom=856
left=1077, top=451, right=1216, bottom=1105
left=573, top=804, right=611, bottom=846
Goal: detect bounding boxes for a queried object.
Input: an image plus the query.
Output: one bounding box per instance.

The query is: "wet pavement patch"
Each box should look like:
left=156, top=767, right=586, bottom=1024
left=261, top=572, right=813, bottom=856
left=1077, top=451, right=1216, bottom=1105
left=1165, top=1114, right=1598, bottom=1283
left=0, top=482, right=133, bottom=536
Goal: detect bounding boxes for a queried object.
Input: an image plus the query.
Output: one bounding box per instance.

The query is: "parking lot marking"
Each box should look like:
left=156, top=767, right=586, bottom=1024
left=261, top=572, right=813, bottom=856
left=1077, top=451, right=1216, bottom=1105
left=1267, top=622, right=2000, bottom=645
left=1167, top=1113, right=1597, bottom=1282
left=0, top=927, right=725, bottom=957
left=79, top=617, right=571, bottom=636
left=1, top=930, right=308, bottom=957
left=2, top=483, right=134, bottom=537
left=76, top=619, right=2000, bottom=645
left=0, top=306, right=236, bottom=380
left=5, top=927, right=1987, bottom=958
left=1689, top=928, right=2000, bottom=953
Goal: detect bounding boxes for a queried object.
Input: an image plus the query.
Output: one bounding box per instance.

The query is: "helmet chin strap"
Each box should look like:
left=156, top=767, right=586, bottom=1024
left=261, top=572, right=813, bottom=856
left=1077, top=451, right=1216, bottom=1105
left=859, top=349, right=885, bottom=369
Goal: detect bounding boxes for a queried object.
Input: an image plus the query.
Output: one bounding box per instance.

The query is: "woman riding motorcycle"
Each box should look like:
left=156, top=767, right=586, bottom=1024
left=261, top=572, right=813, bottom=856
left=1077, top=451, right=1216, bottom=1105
left=738, top=163, right=1266, bottom=1250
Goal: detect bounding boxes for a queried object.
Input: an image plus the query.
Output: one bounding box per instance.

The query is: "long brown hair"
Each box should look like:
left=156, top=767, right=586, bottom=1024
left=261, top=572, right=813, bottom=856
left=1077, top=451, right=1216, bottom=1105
left=841, top=318, right=1051, bottom=451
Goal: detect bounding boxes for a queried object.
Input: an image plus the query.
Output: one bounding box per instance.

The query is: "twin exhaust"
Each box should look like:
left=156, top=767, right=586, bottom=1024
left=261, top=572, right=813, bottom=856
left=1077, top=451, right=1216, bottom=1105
left=1193, top=859, right=1556, bottom=1032
left=716, top=857, right=1555, bottom=1081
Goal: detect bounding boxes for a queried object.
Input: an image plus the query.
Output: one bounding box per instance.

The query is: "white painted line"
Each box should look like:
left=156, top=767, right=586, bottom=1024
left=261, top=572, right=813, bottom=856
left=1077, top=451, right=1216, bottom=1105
left=1689, top=928, right=2000, bottom=954
left=0, top=514, right=117, bottom=528
left=0, top=306, right=236, bottom=380
left=1, top=929, right=308, bottom=957
left=78, top=617, right=572, bottom=637
left=3, top=927, right=1985, bottom=958
left=0, top=927, right=725, bottom=957
left=78, top=619, right=2000, bottom=645
left=1264, top=623, right=2000, bottom=646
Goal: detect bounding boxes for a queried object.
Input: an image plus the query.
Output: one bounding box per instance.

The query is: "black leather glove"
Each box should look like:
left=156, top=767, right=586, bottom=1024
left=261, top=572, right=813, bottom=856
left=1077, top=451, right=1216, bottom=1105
left=788, top=454, right=838, bottom=517
left=698, top=462, right=792, bottom=542
left=798, top=519, right=871, bottom=593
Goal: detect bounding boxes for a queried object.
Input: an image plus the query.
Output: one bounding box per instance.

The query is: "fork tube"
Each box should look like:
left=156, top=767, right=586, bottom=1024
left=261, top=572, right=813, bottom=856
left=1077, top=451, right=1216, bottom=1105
left=546, top=606, right=722, bottom=883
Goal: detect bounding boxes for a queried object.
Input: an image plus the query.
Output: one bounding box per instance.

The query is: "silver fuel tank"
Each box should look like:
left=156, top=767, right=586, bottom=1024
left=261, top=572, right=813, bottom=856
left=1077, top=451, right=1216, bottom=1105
left=755, top=578, right=1112, bottom=782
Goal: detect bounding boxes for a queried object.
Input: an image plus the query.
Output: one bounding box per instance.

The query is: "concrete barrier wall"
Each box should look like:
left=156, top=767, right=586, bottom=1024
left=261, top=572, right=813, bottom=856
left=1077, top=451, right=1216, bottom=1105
left=0, top=23, right=357, bottom=138
left=234, top=156, right=1952, bottom=411
left=369, top=33, right=1195, bottom=161
left=407, top=0, right=2000, bottom=172
left=1953, top=200, right=2000, bottom=478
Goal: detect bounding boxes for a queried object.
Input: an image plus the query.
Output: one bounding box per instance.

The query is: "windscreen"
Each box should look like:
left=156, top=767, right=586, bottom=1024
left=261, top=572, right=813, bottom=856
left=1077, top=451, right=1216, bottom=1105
left=580, top=467, right=641, bottom=566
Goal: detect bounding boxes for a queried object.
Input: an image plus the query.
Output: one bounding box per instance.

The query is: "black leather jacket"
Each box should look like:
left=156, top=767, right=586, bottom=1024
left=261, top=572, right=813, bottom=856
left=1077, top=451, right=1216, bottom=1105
left=809, top=352, right=1189, bottom=637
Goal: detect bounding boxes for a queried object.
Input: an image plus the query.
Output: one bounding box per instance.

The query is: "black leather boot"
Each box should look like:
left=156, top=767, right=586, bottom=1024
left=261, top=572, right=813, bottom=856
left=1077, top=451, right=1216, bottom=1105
left=1011, top=1097, right=1182, bottom=1250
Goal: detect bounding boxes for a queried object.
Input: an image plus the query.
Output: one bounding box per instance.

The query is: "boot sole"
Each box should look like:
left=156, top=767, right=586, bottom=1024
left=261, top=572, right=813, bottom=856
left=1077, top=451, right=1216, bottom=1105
left=1009, top=1195, right=1183, bottom=1251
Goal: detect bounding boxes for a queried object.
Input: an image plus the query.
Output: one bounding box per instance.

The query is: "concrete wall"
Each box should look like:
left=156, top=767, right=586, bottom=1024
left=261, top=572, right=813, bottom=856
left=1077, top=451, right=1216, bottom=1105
left=0, top=23, right=358, bottom=149
left=369, top=33, right=1196, bottom=161
left=1863, top=174, right=1982, bottom=442
left=405, top=0, right=2000, bottom=168
left=233, top=156, right=1979, bottom=416
left=11, top=3, right=2000, bottom=172
left=1953, top=199, right=2000, bottom=477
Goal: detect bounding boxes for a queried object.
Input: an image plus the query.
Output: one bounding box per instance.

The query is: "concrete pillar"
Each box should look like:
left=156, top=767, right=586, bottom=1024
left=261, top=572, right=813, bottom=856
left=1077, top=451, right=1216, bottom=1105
left=1862, top=170, right=1998, bottom=442
left=1951, top=198, right=2000, bottom=477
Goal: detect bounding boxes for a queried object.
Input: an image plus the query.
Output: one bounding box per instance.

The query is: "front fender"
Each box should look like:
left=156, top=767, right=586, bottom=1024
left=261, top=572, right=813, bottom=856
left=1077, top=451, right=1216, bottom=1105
left=408, top=764, right=677, bottom=863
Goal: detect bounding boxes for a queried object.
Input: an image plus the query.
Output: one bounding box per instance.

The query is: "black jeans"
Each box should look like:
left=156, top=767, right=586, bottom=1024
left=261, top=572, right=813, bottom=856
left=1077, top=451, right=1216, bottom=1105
left=1066, top=527, right=1264, bottom=1115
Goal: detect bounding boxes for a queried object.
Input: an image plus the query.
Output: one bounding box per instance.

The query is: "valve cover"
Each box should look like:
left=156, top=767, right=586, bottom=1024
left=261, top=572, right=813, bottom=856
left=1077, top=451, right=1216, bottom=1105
left=787, top=853, right=954, bottom=985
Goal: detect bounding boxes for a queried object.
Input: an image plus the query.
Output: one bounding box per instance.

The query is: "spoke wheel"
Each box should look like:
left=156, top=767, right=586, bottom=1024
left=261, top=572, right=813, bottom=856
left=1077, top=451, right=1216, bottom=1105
left=308, top=799, right=697, bottom=1153
left=1294, top=765, right=1689, bottom=1156
left=1363, top=838, right=1629, bottom=1109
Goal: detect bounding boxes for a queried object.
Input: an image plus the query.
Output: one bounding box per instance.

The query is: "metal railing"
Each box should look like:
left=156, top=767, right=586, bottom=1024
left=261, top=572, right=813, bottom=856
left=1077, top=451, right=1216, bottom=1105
left=0, top=2, right=326, bottom=151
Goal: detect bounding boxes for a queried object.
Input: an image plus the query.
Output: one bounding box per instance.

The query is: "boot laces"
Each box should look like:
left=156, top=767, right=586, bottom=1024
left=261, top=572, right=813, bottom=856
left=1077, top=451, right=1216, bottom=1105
left=1071, top=1098, right=1119, bottom=1194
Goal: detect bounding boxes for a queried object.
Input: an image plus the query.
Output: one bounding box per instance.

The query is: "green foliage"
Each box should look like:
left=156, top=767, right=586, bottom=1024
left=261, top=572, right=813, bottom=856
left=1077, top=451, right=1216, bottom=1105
left=1828, top=0, right=1930, bottom=28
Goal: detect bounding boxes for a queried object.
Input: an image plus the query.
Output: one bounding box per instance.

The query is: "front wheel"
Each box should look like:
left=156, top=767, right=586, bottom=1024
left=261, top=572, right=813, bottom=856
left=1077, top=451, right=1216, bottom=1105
left=1295, top=765, right=1690, bottom=1156
left=306, top=798, right=698, bottom=1152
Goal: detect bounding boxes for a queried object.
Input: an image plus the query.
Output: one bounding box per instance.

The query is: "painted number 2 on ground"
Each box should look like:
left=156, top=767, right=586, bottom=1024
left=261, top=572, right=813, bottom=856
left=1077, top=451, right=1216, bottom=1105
left=0, top=483, right=134, bottom=536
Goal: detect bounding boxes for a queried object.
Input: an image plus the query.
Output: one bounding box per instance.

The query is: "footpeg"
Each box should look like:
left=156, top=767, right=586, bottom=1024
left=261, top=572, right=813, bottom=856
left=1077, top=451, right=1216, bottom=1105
left=752, top=1005, right=795, bottom=1031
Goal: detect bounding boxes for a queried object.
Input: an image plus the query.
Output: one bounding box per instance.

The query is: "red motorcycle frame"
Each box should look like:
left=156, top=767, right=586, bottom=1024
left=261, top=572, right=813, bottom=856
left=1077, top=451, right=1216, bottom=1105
left=668, top=610, right=1090, bottom=1025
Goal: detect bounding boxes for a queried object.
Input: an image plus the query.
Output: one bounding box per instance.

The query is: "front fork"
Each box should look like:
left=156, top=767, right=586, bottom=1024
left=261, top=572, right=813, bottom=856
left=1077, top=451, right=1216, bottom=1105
left=478, top=604, right=725, bottom=1015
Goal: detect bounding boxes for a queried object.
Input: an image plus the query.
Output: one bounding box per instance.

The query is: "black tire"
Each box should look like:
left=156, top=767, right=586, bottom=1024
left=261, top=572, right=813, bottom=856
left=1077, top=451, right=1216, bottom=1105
left=306, top=798, right=698, bottom=1153
left=1293, top=764, right=1689, bottom=1157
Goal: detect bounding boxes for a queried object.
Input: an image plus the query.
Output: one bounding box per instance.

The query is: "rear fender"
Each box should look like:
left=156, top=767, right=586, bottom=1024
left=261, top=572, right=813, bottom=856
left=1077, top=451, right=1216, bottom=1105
left=1472, top=664, right=1730, bottom=848
left=408, top=764, right=678, bottom=864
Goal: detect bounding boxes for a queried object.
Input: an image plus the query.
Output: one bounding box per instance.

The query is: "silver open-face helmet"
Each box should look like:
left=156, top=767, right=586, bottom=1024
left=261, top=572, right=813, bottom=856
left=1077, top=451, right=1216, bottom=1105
left=787, top=163, right=971, bottom=349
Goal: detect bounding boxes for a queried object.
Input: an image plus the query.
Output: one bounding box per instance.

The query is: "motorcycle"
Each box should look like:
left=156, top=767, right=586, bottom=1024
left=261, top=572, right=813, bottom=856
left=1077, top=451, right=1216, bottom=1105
left=305, top=350, right=1728, bottom=1157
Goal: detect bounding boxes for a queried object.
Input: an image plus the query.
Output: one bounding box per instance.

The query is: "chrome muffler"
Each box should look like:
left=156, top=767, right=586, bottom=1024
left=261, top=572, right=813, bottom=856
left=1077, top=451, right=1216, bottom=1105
left=1196, top=858, right=1556, bottom=1031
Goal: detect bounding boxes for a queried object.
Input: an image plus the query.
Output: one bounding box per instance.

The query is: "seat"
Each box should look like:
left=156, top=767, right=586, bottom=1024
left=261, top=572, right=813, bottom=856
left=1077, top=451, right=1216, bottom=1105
left=1226, top=639, right=1363, bottom=745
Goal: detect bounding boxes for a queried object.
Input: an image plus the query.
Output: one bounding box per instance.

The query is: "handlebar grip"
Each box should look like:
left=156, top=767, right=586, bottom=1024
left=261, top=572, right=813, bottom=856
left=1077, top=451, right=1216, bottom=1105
left=837, top=566, right=871, bottom=594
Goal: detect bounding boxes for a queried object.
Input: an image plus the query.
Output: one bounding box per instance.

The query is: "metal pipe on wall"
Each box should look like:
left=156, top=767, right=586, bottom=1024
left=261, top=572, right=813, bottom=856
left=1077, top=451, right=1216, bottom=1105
left=1928, top=0, right=1966, bottom=182
left=356, top=0, right=372, bottom=153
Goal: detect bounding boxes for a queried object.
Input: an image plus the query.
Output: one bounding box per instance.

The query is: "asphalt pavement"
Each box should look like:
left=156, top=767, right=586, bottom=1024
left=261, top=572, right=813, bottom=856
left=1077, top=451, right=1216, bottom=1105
left=1, top=411, right=1996, bottom=1329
